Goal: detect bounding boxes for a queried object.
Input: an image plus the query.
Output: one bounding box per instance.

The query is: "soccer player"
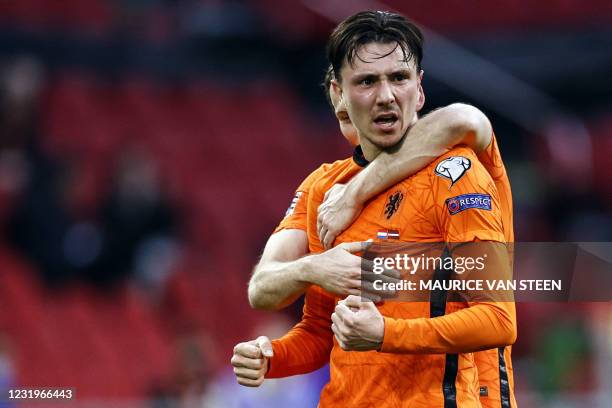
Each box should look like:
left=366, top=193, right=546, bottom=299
left=233, top=11, right=516, bottom=407
left=247, top=74, right=493, bottom=310
left=240, top=49, right=516, bottom=408
left=316, top=75, right=517, bottom=408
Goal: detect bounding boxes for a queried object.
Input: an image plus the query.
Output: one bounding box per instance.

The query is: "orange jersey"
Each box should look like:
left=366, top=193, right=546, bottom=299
left=275, top=133, right=512, bottom=240
left=271, top=134, right=517, bottom=407
left=268, top=145, right=517, bottom=407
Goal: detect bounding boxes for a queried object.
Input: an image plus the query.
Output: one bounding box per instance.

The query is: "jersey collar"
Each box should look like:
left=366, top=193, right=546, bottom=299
left=352, top=145, right=369, bottom=167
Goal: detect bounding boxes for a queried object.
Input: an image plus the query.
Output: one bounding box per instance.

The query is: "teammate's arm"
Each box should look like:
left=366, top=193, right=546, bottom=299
left=248, top=233, right=371, bottom=310
left=266, top=286, right=336, bottom=378
left=318, top=103, right=492, bottom=248
left=248, top=228, right=310, bottom=310
left=249, top=161, right=397, bottom=310
left=233, top=286, right=336, bottom=386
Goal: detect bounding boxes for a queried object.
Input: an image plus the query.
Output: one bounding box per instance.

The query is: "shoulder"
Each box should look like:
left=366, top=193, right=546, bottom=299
left=431, top=146, right=480, bottom=169
left=296, top=161, right=339, bottom=192
left=426, top=146, right=493, bottom=188
left=425, top=148, right=505, bottom=242
left=310, top=157, right=355, bottom=190
left=308, top=157, right=353, bottom=179
left=476, top=131, right=507, bottom=181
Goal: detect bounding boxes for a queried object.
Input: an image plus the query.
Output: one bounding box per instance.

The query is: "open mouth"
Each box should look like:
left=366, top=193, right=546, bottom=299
left=373, top=112, right=399, bottom=127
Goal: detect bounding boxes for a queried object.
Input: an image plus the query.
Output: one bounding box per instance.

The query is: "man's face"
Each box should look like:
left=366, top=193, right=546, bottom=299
left=335, top=42, right=424, bottom=158
left=329, top=83, right=359, bottom=146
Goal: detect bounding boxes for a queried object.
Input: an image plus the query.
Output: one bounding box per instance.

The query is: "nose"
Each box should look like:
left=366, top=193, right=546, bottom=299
left=375, top=80, right=395, bottom=106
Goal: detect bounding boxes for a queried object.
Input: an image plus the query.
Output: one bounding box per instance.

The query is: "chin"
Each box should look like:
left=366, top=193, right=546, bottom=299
left=372, top=132, right=403, bottom=149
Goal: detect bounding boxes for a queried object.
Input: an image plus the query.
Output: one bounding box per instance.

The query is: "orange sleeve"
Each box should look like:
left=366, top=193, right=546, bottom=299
left=266, top=286, right=335, bottom=378
left=477, top=132, right=515, bottom=242
left=381, top=148, right=516, bottom=354
left=273, top=164, right=329, bottom=233
left=380, top=301, right=516, bottom=354
left=430, top=147, right=505, bottom=243
left=476, top=132, right=506, bottom=182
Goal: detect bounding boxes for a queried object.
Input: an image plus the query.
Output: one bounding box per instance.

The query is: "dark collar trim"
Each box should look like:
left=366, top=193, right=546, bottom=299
left=352, top=145, right=369, bottom=167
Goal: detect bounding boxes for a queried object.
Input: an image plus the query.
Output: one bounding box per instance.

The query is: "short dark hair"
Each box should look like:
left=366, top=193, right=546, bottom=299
left=327, top=11, right=424, bottom=81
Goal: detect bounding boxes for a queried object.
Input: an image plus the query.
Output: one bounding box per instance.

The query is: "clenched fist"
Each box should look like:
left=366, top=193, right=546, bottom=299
left=231, top=336, right=273, bottom=387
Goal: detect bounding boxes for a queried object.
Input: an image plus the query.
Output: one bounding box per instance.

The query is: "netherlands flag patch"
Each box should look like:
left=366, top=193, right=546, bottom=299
left=377, top=229, right=400, bottom=239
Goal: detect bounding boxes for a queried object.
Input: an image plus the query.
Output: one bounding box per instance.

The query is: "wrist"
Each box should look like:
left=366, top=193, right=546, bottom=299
left=297, top=254, right=319, bottom=286
left=345, top=177, right=367, bottom=206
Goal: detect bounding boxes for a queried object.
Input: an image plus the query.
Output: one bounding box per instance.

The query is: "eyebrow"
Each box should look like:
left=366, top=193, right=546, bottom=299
left=389, top=68, right=412, bottom=77
left=352, top=68, right=412, bottom=80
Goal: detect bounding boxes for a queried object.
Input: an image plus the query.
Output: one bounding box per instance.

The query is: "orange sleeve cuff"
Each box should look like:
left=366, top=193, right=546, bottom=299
left=380, top=316, right=423, bottom=354
left=272, top=222, right=307, bottom=234
left=266, top=339, right=287, bottom=378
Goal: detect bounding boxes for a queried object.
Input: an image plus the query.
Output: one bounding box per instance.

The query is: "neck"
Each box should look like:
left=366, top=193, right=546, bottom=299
left=360, top=137, right=383, bottom=161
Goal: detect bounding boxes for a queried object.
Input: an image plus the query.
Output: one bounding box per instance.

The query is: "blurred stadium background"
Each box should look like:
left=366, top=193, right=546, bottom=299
left=0, top=0, right=610, bottom=407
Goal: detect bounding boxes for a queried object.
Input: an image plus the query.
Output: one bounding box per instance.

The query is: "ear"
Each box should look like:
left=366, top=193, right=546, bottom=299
left=331, top=78, right=343, bottom=100
left=416, top=69, right=425, bottom=111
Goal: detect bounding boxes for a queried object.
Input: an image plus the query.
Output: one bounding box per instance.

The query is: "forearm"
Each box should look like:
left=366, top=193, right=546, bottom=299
left=348, top=103, right=492, bottom=204
left=268, top=319, right=333, bottom=378
left=380, top=302, right=516, bottom=354
left=248, top=256, right=314, bottom=310
left=267, top=286, right=335, bottom=378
